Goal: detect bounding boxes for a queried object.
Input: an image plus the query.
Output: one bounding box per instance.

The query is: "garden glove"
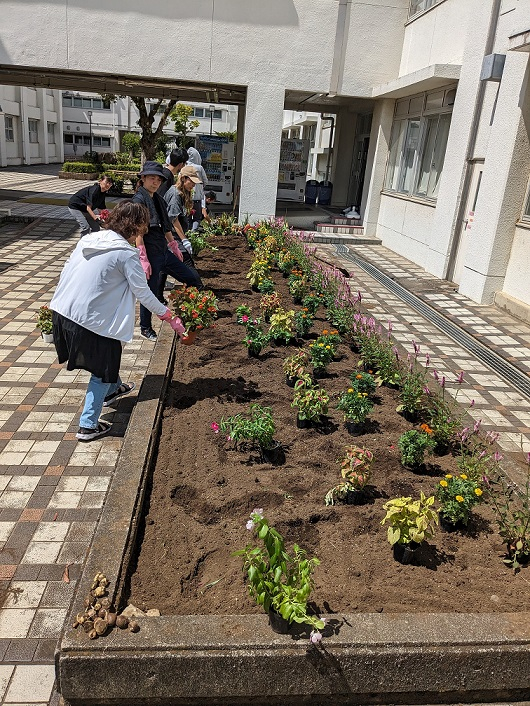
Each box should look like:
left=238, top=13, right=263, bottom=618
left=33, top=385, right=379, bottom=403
left=158, top=308, right=186, bottom=336
left=181, top=238, right=193, bottom=256
left=138, top=245, right=152, bottom=279
left=168, top=239, right=184, bottom=262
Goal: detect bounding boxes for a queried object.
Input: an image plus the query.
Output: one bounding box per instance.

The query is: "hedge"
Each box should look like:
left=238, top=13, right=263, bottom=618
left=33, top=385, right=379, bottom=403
left=62, top=162, right=101, bottom=174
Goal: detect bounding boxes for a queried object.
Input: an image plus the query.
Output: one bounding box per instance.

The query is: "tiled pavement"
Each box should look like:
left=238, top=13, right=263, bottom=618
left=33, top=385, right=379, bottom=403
left=0, top=213, right=160, bottom=704
left=0, top=165, right=528, bottom=704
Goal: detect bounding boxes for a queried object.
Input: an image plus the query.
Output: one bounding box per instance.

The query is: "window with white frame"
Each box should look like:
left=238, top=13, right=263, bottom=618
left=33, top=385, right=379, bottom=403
left=384, top=86, right=456, bottom=201
left=206, top=109, right=222, bottom=120
left=5, top=116, right=14, bottom=142
left=28, top=119, right=39, bottom=143
left=62, top=94, right=110, bottom=109
left=409, top=0, right=443, bottom=17
left=193, top=108, right=205, bottom=118
left=523, top=187, right=530, bottom=221
left=47, top=122, right=56, bottom=144
left=93, top=136, right=111, bottom=147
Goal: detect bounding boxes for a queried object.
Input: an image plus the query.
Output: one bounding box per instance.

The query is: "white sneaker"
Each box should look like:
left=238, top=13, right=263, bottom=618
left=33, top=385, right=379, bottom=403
left=341, top=205, right=353, bottom=214
left=345, top=210, right=360, bottom=219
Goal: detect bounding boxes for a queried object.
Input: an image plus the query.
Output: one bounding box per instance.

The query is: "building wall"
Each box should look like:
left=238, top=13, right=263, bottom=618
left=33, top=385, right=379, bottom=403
left=0, top=85, right=62, bottom=166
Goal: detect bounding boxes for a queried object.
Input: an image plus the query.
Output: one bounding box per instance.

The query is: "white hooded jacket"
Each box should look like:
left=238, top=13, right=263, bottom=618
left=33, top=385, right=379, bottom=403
left=186, top=147, right=208, bottom=205
left=51, top=230, right=167, bottom=342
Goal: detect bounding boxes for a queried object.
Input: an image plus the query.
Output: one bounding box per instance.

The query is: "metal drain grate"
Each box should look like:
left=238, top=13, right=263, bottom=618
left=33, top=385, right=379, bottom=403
left=335, top=245, right=530, bottom=401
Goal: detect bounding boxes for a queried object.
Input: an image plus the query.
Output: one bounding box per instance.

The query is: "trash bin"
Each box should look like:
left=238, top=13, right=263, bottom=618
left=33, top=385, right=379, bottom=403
left=304, top=179, right=319, bottom=205
left=318, top=180, right=333, bottom=206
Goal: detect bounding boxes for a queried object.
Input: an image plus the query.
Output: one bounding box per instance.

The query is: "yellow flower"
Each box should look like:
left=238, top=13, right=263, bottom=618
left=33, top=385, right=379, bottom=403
left=460, top=474, right=468, bottom=480
left=325, top=345, right=331, bottom=350
left=445, top=474, right=453, bottom=479
left=348, top=388, right=354, bottom=393
left=455, top=495, right=464, bottom=502
left=439, top=480, right=448, bottom=487
left=475, top=488, right=483, bottom=496
left=362, top=393, right=368, bottom=397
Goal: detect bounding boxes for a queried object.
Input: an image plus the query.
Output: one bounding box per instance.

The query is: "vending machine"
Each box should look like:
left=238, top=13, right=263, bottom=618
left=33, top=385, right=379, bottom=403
left=277, top=138, right=310, bottom=202
left=194, top=135, right=235, bottom=204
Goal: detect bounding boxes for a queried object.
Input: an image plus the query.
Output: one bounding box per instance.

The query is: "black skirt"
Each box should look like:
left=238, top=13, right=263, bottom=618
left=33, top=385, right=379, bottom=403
left=52, top=312, right=122, bottom=383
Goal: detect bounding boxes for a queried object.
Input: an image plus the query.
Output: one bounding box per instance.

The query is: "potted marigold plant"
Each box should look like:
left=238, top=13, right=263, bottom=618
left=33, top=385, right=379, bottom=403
left=398, top=428, right=436, bottom=470
left=436, top=473, right=483, bottom=531
left=234, top=509, right=325, bottom=636
left=36, top=305, right=54, bottom=342
left=381, top=492, right=438, bottom=564
left=168, top=286, right=218, bottom=345
left=336, top=388, right=374, bottom=433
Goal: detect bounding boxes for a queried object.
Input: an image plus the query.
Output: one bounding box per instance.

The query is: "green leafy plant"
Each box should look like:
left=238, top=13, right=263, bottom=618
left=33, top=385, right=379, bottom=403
left=381, top=492, right=438, bottom=546
left=36, top=305, right=53, bottom=335
left=242, top=319, right=269, bottom=356
left=325, top=446, right=374, bottom=505
left=436, top=473, right=483, bottom=526
left=336, top=388, right=373, bottom=425
left=246, top=258, right=271, bottom=288
left=294, top=309, right=314, bottom=337
left=487, top=459, right=530, bottom=572
left=186, top=229, right=218, bottom=258
left=349, top=371, right=377, bottom=396
left=234, top=510, right=324, bottom=631
left=218, top=404, right=276, bottom=453
left=288, top=271, right=310, bottom=301
left=397, top=369, right=427, bottom=417
left=257, top=278, right=275, bottom=294
left=268, top=308, right=295, bottom=343
left=301, top=292, right=323, bottom=315
left=277, top=249, right=295, bottom=275
left=398, top=429, right=436, bottom=469
left=291, top=378, right=329, bottom=423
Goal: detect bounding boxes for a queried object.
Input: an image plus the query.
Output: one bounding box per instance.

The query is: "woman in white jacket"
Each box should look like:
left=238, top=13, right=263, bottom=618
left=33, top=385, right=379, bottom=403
left=51, top=201, right=185, bottom=441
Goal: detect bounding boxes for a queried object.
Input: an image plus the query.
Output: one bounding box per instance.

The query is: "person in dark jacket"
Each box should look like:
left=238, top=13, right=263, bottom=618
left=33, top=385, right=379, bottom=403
left=157, top=147, right=189, bottom=198
left=68, top=175, right=113, bottom=236
left=132, top=161, right=202, bottom=342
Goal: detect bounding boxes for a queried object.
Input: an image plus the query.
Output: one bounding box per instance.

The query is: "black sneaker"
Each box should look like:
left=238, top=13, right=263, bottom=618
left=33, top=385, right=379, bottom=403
left=103, top=382, right=136, bottom=407
left=140, top=327, right=157, bottom=342
left=76, top=421, right=112, bottom=442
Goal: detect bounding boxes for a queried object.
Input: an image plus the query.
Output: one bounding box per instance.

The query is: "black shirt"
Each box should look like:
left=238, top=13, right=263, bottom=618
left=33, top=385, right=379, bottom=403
left=131, top=187, right=173, bottom=255
left=157, top=167, right=175, bottom=198
left=68, top=184, right=106, bottom=213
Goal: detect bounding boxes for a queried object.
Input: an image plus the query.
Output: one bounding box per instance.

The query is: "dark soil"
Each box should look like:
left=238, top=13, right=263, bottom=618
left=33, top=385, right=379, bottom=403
left=128, top=234, right=530, bottom=616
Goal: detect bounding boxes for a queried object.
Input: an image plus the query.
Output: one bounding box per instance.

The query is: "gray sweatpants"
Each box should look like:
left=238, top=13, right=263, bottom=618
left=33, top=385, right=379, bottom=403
left=68, top=208, right=100, bottom=237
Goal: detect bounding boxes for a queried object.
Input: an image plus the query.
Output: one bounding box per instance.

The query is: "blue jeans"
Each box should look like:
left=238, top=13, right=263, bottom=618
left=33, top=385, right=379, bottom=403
left=79, top=375, right=121, bottom=429
left=139, top=247, right=202, bottom=330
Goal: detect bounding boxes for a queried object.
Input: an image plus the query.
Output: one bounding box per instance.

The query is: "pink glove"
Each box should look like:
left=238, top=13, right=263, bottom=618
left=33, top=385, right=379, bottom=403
left=138, top=245, right=152, bottom=279
left=168, top=239, right=184, bottom=262
left=158, top=309, right=186, bottom=336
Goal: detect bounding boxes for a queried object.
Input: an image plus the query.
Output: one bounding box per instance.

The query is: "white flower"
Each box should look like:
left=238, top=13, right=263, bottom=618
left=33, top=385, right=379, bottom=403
left=246, top=520, right=255, bottom=531
left=252, top=508, right=264, bottom=518
left=309, top=630, right=322, bottom=644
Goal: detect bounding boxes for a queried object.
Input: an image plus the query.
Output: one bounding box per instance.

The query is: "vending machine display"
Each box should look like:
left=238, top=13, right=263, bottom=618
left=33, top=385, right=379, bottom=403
left=277, top=138, right=310, bottom=202
left=195, top=135, right=235, bottom=204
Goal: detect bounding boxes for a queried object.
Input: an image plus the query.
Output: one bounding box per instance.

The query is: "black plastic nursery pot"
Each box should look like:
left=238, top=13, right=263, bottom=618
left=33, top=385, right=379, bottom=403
left=268, top=608, right=290, bottom=635
left=392, top=541, right=420, bottom=565
left=296, top=415, right=311, bottom=429
left=57, top=313, right=530, bottom=706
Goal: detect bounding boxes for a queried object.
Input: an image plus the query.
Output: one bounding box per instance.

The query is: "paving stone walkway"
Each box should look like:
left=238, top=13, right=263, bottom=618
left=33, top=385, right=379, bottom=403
left=0, top=166, right=528, bottom=704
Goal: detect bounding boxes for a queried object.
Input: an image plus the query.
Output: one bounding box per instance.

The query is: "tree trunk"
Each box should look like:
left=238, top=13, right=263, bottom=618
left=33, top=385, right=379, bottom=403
left=132, top=96, right=177, bottom=166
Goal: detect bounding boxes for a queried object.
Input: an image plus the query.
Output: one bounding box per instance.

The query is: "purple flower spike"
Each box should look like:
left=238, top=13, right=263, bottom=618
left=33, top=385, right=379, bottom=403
left=494, top=451, right=504, bottom=462
left=433, top=369, right=439, bottom=382
left=456, top=371, right=464, bottom=384
left=469, top=399, right=475, bottom=407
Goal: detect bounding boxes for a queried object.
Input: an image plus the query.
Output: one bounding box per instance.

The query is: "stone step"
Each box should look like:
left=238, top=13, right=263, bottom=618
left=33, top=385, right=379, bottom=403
left=315, top=222, right=365, bottom=234
left=307, top=230, right=381, bottom=245
left=330, top=216, right=362, bottom=226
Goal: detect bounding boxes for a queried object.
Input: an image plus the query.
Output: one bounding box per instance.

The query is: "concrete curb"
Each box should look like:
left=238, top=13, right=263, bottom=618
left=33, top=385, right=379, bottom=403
left=56, top=318, right=530, bottom=706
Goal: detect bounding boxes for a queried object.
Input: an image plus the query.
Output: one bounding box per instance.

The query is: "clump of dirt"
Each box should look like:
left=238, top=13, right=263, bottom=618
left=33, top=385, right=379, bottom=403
left=128, top=234, right=530, bottom=616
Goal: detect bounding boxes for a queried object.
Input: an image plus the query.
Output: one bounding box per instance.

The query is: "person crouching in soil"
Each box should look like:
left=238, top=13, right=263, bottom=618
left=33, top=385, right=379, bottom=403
left=50, top=201, right=186, bottom=442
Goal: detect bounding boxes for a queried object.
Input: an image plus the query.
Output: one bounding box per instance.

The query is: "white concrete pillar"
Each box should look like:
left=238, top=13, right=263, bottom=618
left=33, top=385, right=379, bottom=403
left=459, top=51, right=530, bottom=304
left=19, top=87, right=30, bottom=165
left=238, top=83, right=284, bottom=222
left=0, top=113, right=7, bottom=167
left=38, top=88, right=49, bottom=164
left=233, top=101, right=246, bottom=213
left=361, top=99, right=394, bottom=236
left=427, top=0, right=498, bottom=278
left=330, top=107, right=355, bottom=207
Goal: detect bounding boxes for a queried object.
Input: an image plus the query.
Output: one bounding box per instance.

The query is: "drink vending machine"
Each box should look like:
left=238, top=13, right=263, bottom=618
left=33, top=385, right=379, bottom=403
left=277, top=138, right=310, bottom=202
left=194, top=135, right=235, bottom=204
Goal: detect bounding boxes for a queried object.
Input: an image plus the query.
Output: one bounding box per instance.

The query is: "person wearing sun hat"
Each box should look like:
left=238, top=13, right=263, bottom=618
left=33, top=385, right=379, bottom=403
left=132, top=161, right=203, bottom=342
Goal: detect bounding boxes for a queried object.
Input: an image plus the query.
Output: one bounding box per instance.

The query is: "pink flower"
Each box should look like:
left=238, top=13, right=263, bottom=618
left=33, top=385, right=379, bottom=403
left=456, top=371, right=464, bottom=384
left=469, top=399, right=475, bottom=407
left=433, top=369, right=439, bottom=381
left=241, top=315, right=249, bottom=323
left=252, top=508, right=264, bottom=517
left=494, top=451, right=503, bottom=462
left=309, top=630, right=322, bottom=644
left=210, top=422, right=219, bottom=433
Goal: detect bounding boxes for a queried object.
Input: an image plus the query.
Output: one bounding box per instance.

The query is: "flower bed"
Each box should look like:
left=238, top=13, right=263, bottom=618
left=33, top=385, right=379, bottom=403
left=128, top=230, right=530, bottom=619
